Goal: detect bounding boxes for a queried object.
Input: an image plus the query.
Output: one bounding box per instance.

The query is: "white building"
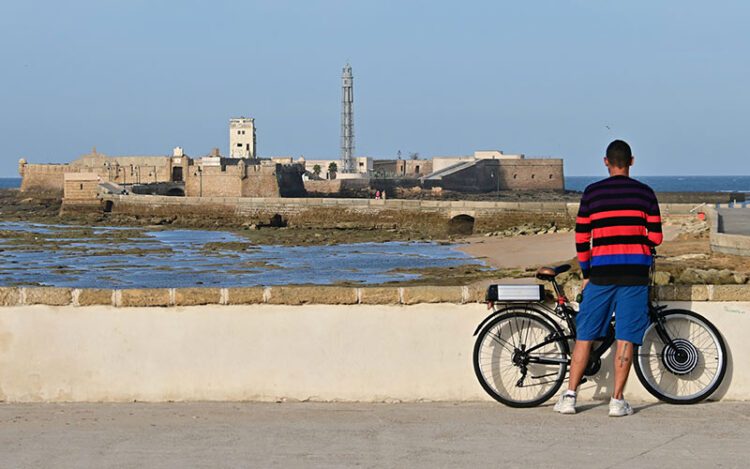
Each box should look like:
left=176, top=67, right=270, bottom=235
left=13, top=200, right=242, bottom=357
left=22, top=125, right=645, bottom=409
left=229, top=117, right=256, bottom=158
left=303, top=157, right=372, bottom=179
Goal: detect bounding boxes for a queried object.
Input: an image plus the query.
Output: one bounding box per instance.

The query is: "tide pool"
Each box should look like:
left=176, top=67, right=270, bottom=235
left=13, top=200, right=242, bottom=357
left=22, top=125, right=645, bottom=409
left=0, top=222, right=484, bottom=288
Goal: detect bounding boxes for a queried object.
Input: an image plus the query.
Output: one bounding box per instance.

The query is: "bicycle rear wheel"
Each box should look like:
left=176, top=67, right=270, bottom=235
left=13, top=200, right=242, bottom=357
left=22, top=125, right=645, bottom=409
left=634, top=309, right=727, bottom=404
left=473, top=311, right=568, bottom=407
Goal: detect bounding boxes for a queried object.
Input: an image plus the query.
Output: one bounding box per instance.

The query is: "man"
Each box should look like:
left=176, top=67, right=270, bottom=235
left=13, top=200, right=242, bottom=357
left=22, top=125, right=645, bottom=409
left=554, top=139, right=663, bottom=417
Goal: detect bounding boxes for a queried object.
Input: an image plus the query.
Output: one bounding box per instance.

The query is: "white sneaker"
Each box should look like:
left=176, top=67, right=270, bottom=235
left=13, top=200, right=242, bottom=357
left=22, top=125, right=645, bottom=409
left=553, top=394, right=576, bottom=414
left=608, top=398, right=634, bottom=417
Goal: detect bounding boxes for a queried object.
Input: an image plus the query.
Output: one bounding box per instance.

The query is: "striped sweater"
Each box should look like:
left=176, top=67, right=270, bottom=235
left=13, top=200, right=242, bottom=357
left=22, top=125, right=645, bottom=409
left=576, top=175, right=663, bottom=286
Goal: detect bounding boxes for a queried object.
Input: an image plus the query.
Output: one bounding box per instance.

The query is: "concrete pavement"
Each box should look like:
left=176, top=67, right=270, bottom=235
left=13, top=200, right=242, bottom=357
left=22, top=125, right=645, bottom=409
left=0, top=401, right=748, bottom=468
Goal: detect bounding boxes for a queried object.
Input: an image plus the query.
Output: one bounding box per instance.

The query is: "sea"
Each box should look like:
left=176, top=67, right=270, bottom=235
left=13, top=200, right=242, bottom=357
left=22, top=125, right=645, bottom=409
left=3, top=176, right=750, bottom=193
left=565, top=176, right=750, bottom=193
left=0, top=178, right=21, bottom=189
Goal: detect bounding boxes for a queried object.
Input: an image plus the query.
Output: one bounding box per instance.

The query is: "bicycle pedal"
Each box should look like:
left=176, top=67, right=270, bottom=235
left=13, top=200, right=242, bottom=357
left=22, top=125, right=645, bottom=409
left=579, top=378, right=588, bottom=385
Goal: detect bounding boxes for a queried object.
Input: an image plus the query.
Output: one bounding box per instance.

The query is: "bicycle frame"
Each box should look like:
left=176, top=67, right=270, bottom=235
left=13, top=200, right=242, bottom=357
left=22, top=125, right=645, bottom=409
left=480, top=256, right=678, bottom=374
left=473, top=247, right=728, bottom=406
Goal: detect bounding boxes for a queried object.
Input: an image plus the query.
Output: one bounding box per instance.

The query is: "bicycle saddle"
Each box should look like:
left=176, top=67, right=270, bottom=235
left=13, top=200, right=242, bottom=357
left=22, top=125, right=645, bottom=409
left=535, top=264, right=571, bottom=281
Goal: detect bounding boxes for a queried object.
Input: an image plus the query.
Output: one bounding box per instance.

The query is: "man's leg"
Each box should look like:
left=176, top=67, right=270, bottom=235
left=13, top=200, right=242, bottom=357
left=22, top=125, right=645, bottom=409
left=612, top=340, right=633, bottom=400
left=567, top=340, right=593, bottom=392
left=611, top=285, right=649, bottom=402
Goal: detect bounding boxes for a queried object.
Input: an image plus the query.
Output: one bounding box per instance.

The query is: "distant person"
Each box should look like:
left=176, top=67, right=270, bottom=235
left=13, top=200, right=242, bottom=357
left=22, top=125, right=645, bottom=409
left=375, top=190, right=381, bottom=199
left=554, top=139, right=663, bottom=417
left=382, top=191, right=386, bottom=200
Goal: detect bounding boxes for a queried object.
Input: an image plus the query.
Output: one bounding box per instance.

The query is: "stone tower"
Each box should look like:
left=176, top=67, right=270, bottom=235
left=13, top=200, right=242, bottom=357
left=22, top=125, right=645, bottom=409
left=229, top=117, right=256, bottom=159
left=340, top=64, right=355, bottom=173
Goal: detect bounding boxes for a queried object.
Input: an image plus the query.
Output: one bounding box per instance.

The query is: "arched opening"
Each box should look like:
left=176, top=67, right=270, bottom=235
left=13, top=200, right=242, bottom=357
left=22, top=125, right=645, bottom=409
left=448, top=214, right=475, bottom=236
left=269, top=213, right=287, bottom=227
left=104, top=201, right=114, bottom=213
left=166, top=188, right=185, bottom=197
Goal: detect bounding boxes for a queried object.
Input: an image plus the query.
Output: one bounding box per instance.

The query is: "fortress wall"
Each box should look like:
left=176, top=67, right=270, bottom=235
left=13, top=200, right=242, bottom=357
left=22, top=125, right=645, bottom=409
left=101, top=194, right=696, bottom=234
left=304, top=180, right=343, bottom=194
left=103, top=194, right=577, bottom=233
left=19, top=164, right=76, bottom=193
left=184, top=164, right=304, bottom=198
left=0, top=285, right=745, bottom=402
left=273, top=165, right=307, bottom=197
left=497, top=159, right=565, bottom=191
left=185, top=166, right=243, bottom=197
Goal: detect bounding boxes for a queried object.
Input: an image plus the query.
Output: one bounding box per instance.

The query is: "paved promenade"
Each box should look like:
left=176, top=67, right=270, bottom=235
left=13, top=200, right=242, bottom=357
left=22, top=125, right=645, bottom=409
left=0, top=402, right=747, bottom=468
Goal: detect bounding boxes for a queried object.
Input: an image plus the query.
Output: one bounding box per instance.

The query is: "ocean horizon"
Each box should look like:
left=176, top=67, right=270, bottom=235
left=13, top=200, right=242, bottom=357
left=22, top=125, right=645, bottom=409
left=2, top=175, right=750, bottom=193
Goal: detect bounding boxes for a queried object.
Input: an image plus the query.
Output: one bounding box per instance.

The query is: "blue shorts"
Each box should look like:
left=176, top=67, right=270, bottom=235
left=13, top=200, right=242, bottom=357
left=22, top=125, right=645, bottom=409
left=576, top=283, right=650, bottom=345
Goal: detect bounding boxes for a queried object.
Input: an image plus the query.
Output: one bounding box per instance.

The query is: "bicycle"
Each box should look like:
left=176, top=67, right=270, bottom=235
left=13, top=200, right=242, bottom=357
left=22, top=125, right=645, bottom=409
left=472, top=254, right=728, bottom=408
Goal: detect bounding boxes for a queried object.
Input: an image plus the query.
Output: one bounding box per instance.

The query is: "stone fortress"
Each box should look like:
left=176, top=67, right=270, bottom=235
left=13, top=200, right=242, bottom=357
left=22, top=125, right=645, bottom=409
left=18, top=65, right=565, bottom=204
left=18, top=117, right=307, bottom=204
left=18, top=118, right=564, bottom=202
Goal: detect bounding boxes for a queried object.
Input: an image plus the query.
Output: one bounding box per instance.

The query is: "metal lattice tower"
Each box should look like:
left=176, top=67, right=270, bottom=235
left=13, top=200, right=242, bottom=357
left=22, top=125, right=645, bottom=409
left=340, top=63, right=355, bottom=173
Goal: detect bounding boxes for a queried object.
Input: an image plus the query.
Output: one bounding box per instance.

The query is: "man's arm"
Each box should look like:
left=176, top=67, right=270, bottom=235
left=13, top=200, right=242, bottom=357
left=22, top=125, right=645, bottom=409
left=575, top=195, right=592, bottom=281
left=647, top=191, right=663, bottom=247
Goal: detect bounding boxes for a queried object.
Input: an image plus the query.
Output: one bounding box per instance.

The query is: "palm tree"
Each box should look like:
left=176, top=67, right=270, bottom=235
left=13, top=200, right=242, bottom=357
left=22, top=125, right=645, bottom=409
left=312, top=164, right=322, bottom=179
left=328, top=162, right=338, bottom=180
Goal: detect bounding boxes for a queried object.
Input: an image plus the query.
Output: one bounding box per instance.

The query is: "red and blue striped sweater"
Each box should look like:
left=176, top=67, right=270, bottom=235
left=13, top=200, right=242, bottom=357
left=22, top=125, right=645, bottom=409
left=576, top=175, right=663, bottom=286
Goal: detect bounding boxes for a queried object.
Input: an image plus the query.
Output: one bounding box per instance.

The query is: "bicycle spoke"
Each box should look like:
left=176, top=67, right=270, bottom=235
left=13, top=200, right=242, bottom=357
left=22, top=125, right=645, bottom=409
left=636, top=312, right=726, bottom=403
left=474, top=312, right=567, bottom=406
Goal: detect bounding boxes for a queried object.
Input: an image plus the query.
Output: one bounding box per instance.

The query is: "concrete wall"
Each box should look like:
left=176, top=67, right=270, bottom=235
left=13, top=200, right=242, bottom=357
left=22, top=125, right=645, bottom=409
left=0, top=285, right=746, bottom=402
left=710, top=207, right=750, bottom=256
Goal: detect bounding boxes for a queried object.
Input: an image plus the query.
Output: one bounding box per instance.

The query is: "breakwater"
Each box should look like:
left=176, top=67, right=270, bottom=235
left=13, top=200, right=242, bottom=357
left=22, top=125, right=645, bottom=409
left=99, top=194, right=699, bottom=235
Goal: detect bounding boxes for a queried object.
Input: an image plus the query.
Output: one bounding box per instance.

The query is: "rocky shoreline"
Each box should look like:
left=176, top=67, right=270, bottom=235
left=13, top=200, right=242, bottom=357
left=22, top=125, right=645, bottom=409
left=1, top=188, right=749, bottom=289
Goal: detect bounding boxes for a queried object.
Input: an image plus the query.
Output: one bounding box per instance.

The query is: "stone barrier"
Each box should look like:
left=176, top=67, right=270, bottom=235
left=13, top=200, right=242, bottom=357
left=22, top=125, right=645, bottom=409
left=3, top=284, right=749, bottom=307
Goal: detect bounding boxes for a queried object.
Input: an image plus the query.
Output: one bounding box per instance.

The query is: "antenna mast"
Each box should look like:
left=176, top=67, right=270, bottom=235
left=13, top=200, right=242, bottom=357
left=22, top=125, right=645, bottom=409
left=340, top=63, right=355, bottom=173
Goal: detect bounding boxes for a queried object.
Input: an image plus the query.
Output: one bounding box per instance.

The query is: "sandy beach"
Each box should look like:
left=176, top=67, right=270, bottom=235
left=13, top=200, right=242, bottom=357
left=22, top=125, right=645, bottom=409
left=458, top=225, right=682, bottom=271
left=457, top=232, right=576, bottom=269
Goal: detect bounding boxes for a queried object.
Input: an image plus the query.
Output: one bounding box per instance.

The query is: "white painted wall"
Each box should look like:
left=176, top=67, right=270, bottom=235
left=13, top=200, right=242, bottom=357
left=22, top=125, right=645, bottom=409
left=0, top=302, right=745, bottom=402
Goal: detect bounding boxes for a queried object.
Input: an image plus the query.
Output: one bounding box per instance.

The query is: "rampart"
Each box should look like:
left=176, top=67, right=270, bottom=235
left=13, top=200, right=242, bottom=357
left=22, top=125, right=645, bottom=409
left=0, top=285, right=746, bottom=402
left=100, top=194, right=697, bottom=234
left=184, top=161, right=305, bottom=198
left=19, top=152, right=178, bottom=194
left=19, top=163, right=74, bottom=193
left=494, top=159, right=565, bottom=191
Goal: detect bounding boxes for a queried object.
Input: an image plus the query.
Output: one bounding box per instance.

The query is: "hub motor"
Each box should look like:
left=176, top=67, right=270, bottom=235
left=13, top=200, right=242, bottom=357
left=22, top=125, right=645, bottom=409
left=662, top=338, right=700, bottom=375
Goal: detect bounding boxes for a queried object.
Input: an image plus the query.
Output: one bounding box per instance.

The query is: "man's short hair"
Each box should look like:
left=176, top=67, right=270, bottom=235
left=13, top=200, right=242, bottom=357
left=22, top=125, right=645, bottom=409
left=606, top=140, right=633, bottom=168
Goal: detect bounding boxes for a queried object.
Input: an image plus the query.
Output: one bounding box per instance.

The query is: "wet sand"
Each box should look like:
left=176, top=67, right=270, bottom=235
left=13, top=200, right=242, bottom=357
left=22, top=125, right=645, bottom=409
left=457, top=225, right=682, bottom=270
left=458, top=232, right=576, bottom=269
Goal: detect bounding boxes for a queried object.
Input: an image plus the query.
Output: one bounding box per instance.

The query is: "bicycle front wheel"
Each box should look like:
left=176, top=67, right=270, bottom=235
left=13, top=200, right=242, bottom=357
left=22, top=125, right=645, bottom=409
left=634, top=309, right=727, bottom=404
left=473, top=311, right=568, bottom=407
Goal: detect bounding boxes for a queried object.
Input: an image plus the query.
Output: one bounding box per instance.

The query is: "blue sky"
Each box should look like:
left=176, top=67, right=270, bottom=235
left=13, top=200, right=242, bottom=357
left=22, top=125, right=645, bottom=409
left=1, top=0, right=748, bottom=177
